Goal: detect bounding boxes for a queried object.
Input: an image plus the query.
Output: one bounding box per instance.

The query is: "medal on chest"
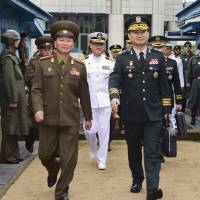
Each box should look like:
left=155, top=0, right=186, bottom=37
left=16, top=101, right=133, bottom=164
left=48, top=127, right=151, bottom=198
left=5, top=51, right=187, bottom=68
left=127, top=60, right=134, bottom=78
left=153, top=71, right=158, bottom=78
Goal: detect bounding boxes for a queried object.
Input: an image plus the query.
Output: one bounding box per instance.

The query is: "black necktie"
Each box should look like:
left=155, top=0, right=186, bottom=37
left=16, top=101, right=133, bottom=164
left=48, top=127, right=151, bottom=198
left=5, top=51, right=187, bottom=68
left=139, top=52, right=145, bottom=68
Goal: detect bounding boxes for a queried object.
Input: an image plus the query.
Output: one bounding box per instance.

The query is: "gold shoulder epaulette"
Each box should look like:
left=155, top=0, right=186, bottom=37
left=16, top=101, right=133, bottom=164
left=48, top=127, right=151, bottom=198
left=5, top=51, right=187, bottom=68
left=73, top=57, right=84, bottom=64
left=106, top=56, right=114, bottom=61
left=40, top=55, right=53, bottom=61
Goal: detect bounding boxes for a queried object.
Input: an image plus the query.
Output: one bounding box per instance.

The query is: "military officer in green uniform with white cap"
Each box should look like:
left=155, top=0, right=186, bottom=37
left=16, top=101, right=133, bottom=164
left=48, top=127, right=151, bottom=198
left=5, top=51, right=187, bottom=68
left=109, top=16, right=171, bottom=200
left=31, top=20, right=92, bottom=200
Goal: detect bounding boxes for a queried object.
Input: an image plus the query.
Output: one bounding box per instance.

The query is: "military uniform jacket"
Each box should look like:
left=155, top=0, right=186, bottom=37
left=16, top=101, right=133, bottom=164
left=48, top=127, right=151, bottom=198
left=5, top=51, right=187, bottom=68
left=25, top=56, right=40, bottom=89
left=109, top=48, right=171, bottom=122
left=186, top=55, right=200, bottom=84
left=31, top=54, right=92, bottom=126
left=83, top=54, right=114, bottom=108
left=0, top=49, right=28, bottom=135
left=165, top=57, right=182, bottom=105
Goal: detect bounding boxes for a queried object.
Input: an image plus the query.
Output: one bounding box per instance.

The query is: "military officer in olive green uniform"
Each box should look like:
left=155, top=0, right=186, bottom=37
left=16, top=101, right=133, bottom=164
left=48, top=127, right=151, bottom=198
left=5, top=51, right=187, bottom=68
left=25, top=35, right=54, bottom=153
left=109, top=16, right=171, bottom=200
left=0, top=30, right=28, bottom=164
left=186, top=43, right=200, bottom=125
left=31, top=20, right=92, bottom=200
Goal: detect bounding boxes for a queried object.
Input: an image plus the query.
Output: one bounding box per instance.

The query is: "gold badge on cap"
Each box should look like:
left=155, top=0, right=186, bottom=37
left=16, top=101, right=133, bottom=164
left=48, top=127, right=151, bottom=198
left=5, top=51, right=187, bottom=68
left=51, top=57, right=54, bottom=63
left=168, top=75, right=172, bottom=80
left=128, top=73, right=133, bottom=78
left=97, top=33, right=103, bottom=39
left=63, top=30, right=68, bottom=34
left=156, top=36, right=160, bottom=42
left=153, top=71, right=158, bottom=78
left=198, top=61, right=200, bottom=65
left=45, top=42, right=50, bottom=45
left=48, top=67, right=52, bottom=72
left=136, top=16, right=141, bottom=23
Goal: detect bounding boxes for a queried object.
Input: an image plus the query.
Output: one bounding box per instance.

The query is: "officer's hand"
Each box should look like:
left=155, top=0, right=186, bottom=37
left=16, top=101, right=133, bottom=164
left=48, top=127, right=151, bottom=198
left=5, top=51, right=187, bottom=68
left=176, top=104, right=182, bottom=111
left=34, top=111, right=44, bottom=122
left=111, top=99, right=120, bottom=114
left=9, top=103, right=17, bottom=108
left=164, top=114, right=172, bottom=119
left=85, top=120, right=92, bottom=130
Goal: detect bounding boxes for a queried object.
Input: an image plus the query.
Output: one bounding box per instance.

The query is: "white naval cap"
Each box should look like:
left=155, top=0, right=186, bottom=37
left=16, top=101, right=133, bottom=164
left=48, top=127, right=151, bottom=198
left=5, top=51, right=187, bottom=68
left=88, top=32, right=107, bottom=44
left=165, top=43, right=173, bottom=48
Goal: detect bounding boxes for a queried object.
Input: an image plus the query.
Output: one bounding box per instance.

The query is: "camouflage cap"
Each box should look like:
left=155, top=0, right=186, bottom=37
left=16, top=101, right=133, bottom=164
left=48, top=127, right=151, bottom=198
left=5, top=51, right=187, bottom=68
left=50, top=20, right=79, bottom=41
left=35, top=35, right=54, bottom=49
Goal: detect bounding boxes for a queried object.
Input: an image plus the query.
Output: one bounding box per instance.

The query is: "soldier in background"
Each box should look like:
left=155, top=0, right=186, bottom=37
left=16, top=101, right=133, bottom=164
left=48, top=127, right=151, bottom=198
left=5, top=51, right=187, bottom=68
left=18, top=32, right=29, bottom=76
left=108, top=44, right=122, bottom=151
left=25, top=35, right=54, bottom=153
left=109, top=16, right=171, bottom=200
left=180, top=41, right=194, bottom=112
left=123, top=38, right=132, bottom=51
left=83, top=32, right=114, bottom=170
left=166, top=45, right=184, bottom=127
left=0, top=30, right=28, bottom=164
left=31, top=20, right=92, bottom=200
left=109, top=44, right=122, bottom=60
left=186, top=43, right=200, bottom=125
left=149, top=36, right=182, bottom=162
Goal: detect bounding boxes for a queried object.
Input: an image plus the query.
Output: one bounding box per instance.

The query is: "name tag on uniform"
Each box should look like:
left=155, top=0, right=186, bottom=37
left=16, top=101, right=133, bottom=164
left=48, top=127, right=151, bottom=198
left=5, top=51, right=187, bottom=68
left=102, top=65, right=110, bottom=70
left=149, top=58, right=158, bottom=65
left=166, top=67, right=173, bottom=70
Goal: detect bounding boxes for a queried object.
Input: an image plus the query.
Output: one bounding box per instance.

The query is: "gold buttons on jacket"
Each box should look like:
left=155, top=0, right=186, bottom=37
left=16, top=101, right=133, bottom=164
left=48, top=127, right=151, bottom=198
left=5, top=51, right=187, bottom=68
left=142, top=80, right=146, bottom=83
left=60, top=92, right=63, bottom=96
left=142, top=72, right=145, bottom=75
left=60, top=84, right=63, bottom=88
left=60, top=76, right=64, bottom=80
left=143, top=97, right=146, bottom=101
left=142, top=89, right=146, bottom=92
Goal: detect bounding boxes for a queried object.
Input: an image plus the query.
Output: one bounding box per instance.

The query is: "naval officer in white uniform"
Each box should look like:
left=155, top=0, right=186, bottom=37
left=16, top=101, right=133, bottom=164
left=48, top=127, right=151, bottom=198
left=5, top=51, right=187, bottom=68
left=83, top=32, right=114, bottom=170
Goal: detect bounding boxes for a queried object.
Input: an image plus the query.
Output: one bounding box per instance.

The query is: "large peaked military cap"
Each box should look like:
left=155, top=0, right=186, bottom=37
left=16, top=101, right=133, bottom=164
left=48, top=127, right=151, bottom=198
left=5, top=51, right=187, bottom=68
left=148, top=35, right=167, bottom=47
left=126, top=16, right=151, bottom=31
left=50, top=20, right=79, bottom=41
left=88, top=32, right=107, bottom=44
left=35, top=35, right=54, bottom=49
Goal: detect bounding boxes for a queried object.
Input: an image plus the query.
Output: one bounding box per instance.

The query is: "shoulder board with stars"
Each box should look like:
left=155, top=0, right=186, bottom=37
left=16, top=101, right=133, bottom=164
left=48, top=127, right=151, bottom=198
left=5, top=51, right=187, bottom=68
left=73, top=57, right=84, bottom=65
left=79, top=55, right=89, bottom=61
left=105, top=56, right=114, bottom=61
left=40, top=55, right=54, bottom=61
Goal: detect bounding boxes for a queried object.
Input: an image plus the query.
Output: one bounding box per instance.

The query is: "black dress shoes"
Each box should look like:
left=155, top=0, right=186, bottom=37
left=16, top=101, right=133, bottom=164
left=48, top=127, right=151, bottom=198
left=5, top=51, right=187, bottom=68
left=146, top=188, right=163, bottom=200
left=25, top=139, right=34, bottom=153
left=4, top=158, right=23, bottom=164
left=130, top=182, right=142, bottom=193
left=47, top=175, right=57, bottom=188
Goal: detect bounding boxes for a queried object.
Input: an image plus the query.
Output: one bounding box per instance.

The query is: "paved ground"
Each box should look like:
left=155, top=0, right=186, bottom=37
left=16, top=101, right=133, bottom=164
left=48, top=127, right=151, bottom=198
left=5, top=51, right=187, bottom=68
left=0, top=142, right=38, bottom=199
left=1, top=140, right=200, bottom=200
